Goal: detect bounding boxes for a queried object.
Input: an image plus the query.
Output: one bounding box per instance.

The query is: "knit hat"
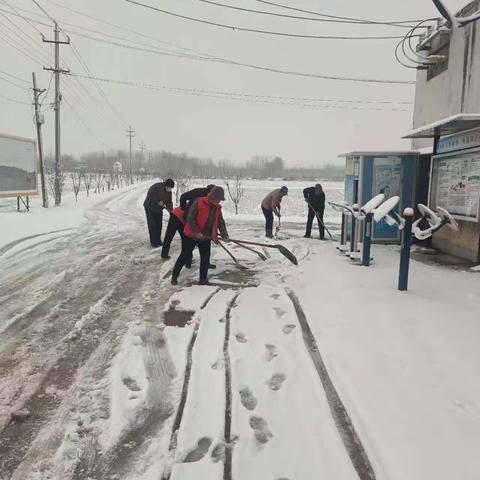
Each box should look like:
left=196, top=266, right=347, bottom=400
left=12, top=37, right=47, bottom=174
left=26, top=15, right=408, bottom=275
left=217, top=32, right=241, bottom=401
left=165, top=178, right=175, bottom=188
left=206, top=184, right=215, bottom=192
left=208, top=186, right=225, bottom=201
left=280, top=186, right=289, bottom=195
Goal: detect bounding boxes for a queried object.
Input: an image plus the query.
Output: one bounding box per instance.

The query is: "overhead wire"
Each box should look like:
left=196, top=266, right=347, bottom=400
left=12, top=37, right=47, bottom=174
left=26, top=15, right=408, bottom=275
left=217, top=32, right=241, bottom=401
left=0, top=68, right=30, bottom=83
left=0, top=4, right=415, bottom=85
left=30, top=0, right=130, bottom=130
left=67, top=72, right=412, bottom=111
left=197, top=0, right=419, bottom=27
left=124, top=0, right=414, bottom=40
left=0, top=91, right=31, bottom=105
left=0, top=73, right=30, bottom=91
left=254, top=0, right=438, bottom=26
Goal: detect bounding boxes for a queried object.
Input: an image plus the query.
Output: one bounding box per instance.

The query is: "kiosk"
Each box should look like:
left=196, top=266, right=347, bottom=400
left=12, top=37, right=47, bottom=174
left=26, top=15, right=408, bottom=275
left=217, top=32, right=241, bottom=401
left=340, top=151, right=418, bottom=243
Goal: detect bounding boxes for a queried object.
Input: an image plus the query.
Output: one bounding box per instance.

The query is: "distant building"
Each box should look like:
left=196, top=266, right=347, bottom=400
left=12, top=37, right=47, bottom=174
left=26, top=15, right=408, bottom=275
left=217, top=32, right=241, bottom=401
left=113, top=161, right=122, bottom=174
left=404, top=0, right=480, bottom=262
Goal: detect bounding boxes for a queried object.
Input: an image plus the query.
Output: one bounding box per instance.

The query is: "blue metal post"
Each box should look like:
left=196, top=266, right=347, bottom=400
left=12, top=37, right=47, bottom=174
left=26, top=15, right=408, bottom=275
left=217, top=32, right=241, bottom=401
left=349, top=206, right=357, bottom=256
left=398, top=209, right=414, bottom=291
left=362, top=212, right=373, bottom=266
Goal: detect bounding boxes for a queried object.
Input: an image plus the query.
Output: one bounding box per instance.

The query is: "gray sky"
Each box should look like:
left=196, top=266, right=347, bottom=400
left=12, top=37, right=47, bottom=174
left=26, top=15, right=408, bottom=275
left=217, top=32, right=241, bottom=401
left=0, top=0, right=469, bottom=166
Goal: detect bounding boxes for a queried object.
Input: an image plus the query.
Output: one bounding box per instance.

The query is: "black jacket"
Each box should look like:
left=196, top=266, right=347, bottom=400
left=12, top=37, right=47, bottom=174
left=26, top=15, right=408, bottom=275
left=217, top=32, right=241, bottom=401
left=180, top=187, right=210, bottom=212
left=303, top=187, right=325, bottom=211
left=143, top=182, right=173, bottom=214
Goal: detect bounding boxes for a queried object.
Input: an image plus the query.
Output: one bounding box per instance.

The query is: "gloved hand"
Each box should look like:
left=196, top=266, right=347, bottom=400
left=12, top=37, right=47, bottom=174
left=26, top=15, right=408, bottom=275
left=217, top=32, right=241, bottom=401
left=158, top=201, right=165, bottom=208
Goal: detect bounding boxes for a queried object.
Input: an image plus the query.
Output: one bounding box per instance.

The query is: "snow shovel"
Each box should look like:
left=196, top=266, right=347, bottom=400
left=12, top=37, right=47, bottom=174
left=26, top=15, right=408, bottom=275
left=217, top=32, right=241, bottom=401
left=229, top=239, right=298, bottom=266
left=230, top=240, right=267, bottom=261
left=218, top=241, right=248, bottom=270
left=307, top=201, right=334, bottom=240
left=275, top=217, right=281, bottom=238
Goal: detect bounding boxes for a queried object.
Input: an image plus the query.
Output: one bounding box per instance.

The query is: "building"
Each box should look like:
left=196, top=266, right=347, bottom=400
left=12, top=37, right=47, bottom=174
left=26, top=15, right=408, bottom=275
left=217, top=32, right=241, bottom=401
left=404, top=0, right=480, bottom=263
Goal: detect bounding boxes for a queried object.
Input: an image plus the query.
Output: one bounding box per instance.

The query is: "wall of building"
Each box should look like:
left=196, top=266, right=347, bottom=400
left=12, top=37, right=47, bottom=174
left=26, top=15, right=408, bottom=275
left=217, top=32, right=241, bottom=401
left=432, top=220, right=480, bottom=262
left=412, top=1, right=480, bottom=150
left=411, top=1, right=480, bottom=262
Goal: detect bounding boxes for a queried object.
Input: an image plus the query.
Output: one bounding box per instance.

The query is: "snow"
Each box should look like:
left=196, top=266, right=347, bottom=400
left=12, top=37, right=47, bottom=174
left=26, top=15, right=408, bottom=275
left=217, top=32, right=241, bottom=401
left=283, top=243, right=480, bottom=480
left=1, top=179, right=479, bottom=480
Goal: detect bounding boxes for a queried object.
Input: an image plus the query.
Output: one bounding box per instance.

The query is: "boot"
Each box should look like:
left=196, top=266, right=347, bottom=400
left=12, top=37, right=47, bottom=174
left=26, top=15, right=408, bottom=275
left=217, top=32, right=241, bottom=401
left=266, top=229, right=273, bottom=239
left=208, top=264, right=217, bottom=269
left=171, top=276, right=178, bottom=285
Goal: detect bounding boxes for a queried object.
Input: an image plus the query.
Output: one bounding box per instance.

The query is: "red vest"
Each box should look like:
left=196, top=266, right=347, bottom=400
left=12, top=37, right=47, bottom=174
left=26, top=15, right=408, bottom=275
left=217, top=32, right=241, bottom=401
left=171, top=206, right=185, bottom=225
left=184, top=197, right=222, bottom=242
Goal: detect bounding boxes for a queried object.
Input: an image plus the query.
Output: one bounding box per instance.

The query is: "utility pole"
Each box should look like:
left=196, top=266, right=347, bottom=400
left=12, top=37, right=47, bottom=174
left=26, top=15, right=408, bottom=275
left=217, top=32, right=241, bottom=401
left=43, top=22, right=70, bottom=206
left=32, top=72, right=48, bottom=208
left=126, top=126, right=135, bottom=185
left=139, top=140, right=146, bottom=177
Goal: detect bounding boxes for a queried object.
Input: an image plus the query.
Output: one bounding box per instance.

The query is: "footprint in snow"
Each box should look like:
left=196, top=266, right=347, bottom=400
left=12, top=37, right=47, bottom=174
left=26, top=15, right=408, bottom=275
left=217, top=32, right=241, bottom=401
left=211, top=358, right=225, bottom=370
left=282, top=324, right=296, bottom=334
left=183, top=437, right=212, bottom=463
left=265, top=344, right=278, bottom=362
left=239, top=387, right=258, bottom=411
left=122, top=377, right=141, bottom=392
left=235, top=332, right=248, bottom=343
left=266, top=373, right=286, bottom=391
left=273, top=307, right=286, bottom=318
left=249, top=416, right=273, bottom=444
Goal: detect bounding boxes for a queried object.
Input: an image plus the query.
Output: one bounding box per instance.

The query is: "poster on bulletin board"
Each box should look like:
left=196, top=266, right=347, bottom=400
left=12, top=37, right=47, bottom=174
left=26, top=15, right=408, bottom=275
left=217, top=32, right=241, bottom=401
left=430, top=152, right=480, bottom=221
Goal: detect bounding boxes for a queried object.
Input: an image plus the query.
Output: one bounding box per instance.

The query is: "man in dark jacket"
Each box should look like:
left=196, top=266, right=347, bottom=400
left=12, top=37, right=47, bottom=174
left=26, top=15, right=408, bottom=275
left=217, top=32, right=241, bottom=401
left=180, top=184, right=215, bottom=213
left=303, top=183, right=326, bottom=239
left=143, top=178, right=174, bottom=248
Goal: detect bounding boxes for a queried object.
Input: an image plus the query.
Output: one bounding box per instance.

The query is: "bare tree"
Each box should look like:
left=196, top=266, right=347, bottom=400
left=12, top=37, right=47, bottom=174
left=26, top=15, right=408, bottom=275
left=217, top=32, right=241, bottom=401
left=94, top=172, right=106, bottom=194
left=46, top=167, right=65, bottom=204
left=224, top=174, right=244, bottom=215
left=83, top=172, right=95, bottom=197
left=71, top=171, right=82, bottom=202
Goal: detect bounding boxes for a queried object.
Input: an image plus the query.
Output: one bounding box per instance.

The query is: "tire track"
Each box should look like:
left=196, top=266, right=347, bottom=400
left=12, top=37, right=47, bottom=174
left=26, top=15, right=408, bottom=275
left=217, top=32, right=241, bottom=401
left=286, top=288, right=376, bottom=480
left=223, top=294, right=240, bottom=480
left=162, top=288, right=221, bottom=480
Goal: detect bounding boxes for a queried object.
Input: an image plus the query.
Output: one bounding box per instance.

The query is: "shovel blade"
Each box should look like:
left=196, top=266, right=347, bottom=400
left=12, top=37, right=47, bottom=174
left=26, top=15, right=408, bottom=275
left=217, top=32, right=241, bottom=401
left=275, top=245, right=298, bottom=266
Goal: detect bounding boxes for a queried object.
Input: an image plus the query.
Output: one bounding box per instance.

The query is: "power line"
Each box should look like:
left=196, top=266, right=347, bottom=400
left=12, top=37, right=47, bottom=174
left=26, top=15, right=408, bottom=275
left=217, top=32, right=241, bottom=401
left=68, top=72, right=412, bottom=111
left=0, top=91, right=30, bottom=105
left=198, top=0, right=418, bottom=28
left=254, top=0, right=438, bottom=26
left=125, top=0, right=412, bottom=40
left=0, top=73, right=30, bottom=90
left=0, top=4, right=415, bottom=85
left=63, top=96, right=111, bottom=149
left=0, top=29, right=44, bottom=65
left=0, top=68, right=30, bottom=83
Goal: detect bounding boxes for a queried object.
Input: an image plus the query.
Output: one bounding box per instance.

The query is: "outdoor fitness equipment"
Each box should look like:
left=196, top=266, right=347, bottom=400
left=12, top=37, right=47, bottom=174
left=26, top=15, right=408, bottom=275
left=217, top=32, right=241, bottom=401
left=372, top=201, right=458, bottom=291
left=330, top=193, right=385, bottom=266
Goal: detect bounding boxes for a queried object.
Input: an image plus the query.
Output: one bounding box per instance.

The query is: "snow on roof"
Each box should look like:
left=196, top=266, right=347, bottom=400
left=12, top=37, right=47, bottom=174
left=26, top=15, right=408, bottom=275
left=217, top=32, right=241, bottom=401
left=403, top=114, right=480, bottom=139
left=338, top=151, right=419, bottom=158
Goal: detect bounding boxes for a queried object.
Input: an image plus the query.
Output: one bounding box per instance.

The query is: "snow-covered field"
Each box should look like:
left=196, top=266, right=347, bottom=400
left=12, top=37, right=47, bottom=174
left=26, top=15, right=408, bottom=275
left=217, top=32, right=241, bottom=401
left=0, top=180, right=479, bottom=480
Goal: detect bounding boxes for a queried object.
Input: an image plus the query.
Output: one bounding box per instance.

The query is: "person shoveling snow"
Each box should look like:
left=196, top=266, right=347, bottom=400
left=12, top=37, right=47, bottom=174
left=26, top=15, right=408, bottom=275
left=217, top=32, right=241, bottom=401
left=171, top=186, right=230, bottom=286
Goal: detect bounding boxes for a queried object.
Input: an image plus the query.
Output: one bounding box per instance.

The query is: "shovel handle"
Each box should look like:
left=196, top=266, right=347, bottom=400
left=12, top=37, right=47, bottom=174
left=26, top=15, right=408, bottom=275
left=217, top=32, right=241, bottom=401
left=229, top=238, right=274, bottom=248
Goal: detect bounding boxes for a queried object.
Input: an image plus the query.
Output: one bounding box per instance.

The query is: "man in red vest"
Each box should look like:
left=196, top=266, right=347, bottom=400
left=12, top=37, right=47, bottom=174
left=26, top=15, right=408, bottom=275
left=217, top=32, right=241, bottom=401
left=171, top=186, right=229, bottom=285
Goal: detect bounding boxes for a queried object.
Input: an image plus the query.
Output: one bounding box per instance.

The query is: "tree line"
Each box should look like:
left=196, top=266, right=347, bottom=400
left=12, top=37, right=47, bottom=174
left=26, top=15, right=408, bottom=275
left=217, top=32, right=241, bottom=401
left=45, top=150, right=344, bottom=181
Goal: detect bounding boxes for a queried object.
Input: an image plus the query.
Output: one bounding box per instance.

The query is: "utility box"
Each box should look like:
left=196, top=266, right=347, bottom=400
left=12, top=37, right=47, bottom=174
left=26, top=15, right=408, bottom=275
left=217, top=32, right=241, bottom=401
left=340, top=151, right=418, bottom=242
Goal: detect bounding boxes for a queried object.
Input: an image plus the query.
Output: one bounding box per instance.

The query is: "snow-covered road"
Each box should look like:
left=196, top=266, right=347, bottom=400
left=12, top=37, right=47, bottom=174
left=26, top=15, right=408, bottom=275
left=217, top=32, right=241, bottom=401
left=1, top=182, right=479, bottom=480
